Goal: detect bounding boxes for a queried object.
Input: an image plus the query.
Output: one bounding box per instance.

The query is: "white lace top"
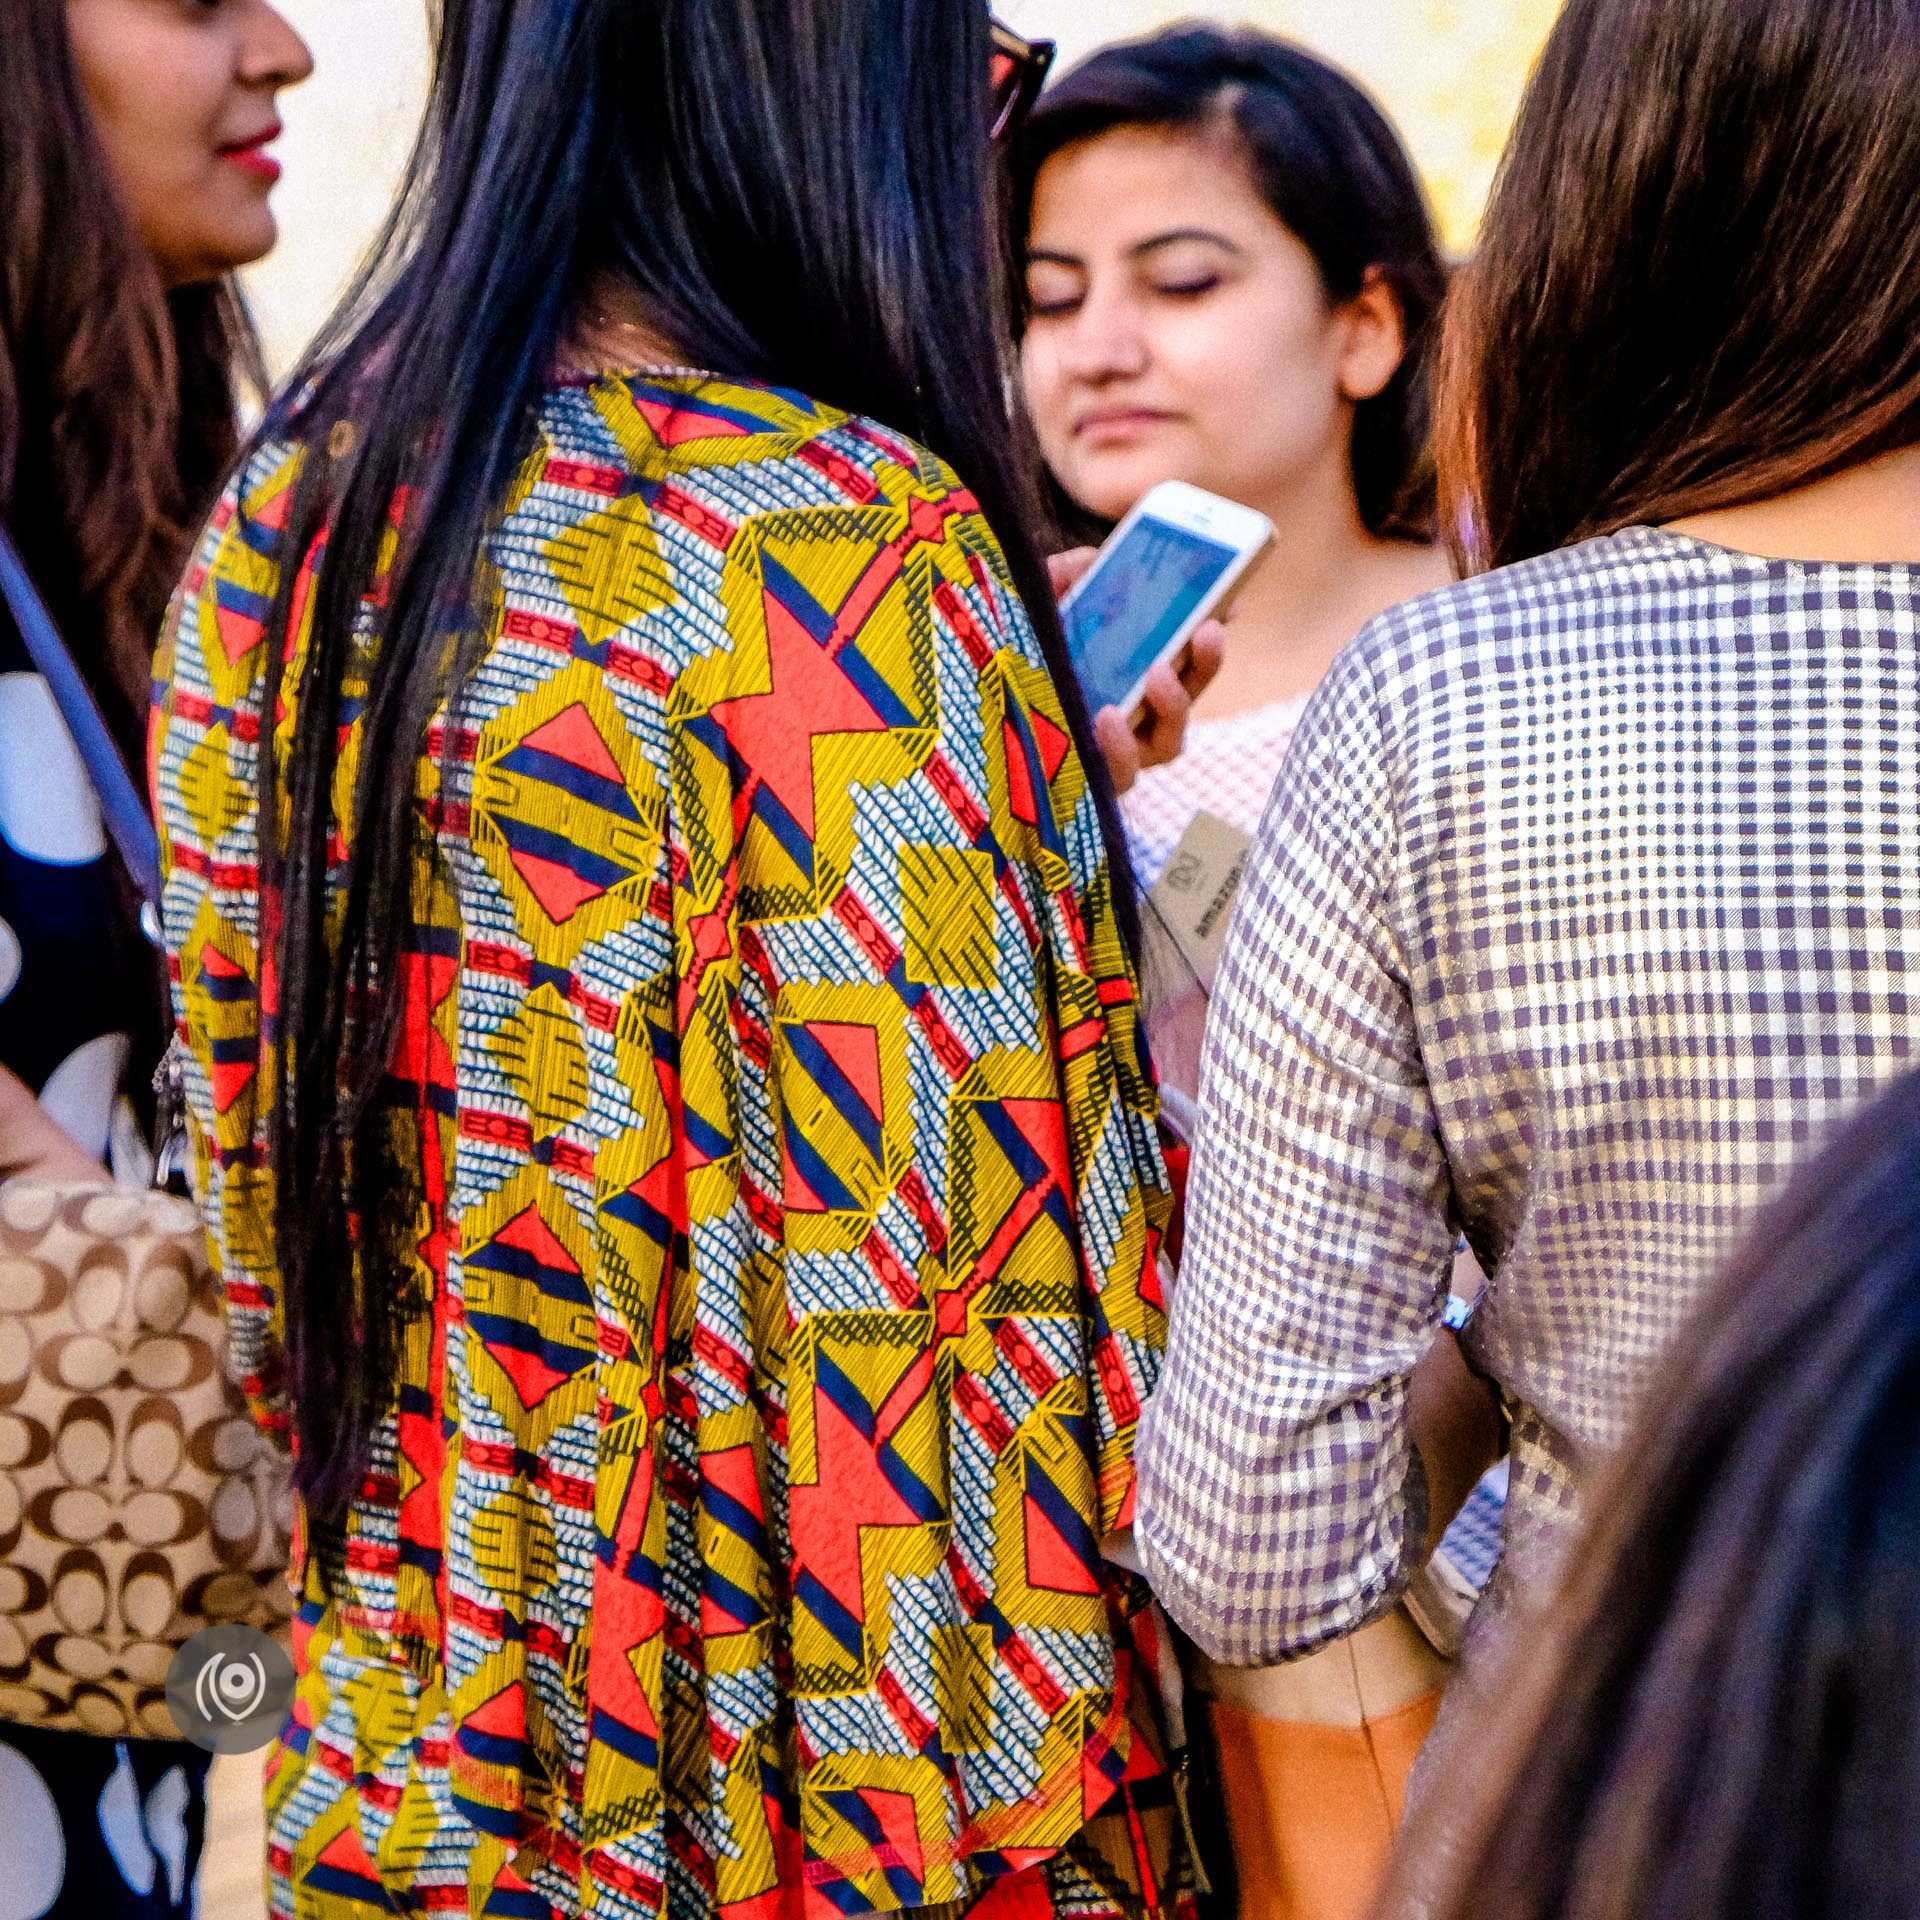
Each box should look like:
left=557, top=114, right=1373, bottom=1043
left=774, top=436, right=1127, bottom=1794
left=1120, top=693, right=1311, bottom=889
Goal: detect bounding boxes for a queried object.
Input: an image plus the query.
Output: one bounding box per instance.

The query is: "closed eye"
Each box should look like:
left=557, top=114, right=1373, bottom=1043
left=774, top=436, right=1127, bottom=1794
left=1026, top=292, right=1085, bottom=320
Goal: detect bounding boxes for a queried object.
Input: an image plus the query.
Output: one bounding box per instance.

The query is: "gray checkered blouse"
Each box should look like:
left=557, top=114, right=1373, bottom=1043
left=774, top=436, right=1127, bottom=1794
left=1136, top=527, right=1920, bottom=1666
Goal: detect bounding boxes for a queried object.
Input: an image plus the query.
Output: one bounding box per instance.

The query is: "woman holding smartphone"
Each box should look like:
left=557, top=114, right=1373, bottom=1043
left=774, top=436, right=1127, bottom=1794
left=152, top=3, right=1188, bottom=1916
left=1018, top=26, right=1451, bottom=893
left=1019, top=40, right=1495, bottom=1920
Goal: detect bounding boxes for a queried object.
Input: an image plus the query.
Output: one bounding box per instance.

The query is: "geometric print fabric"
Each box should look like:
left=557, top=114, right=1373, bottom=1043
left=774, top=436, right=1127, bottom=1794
left=153, top=372, right=1182, bottom=1918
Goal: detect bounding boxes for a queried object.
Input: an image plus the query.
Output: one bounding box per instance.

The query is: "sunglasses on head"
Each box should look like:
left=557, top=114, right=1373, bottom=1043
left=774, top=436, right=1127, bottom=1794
left=990, top=16, right=1055, bottom=141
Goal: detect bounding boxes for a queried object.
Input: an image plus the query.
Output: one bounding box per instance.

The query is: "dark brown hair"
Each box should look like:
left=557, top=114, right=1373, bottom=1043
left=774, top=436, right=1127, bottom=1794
left=1016, top=24, right=1448, bottom=541
left=1383, top=1069, right=1920, bottom=1920
left=0, top=0, right=260, bottom=757
left=1443, top=0, right=1920, bottom=572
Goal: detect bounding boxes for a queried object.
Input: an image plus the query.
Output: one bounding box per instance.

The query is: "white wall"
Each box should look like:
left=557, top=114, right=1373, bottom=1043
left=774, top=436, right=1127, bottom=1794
left=245, top=0, right=1559, bottom=375
left=244, top=0, right=429, bottom=373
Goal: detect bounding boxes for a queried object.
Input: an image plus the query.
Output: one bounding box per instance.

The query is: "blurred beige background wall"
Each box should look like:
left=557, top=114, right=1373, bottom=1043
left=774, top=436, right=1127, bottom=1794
left=246, top=0, right=1559, bottom=375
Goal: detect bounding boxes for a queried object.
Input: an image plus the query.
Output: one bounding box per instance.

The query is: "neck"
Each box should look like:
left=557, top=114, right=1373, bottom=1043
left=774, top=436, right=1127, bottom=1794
left=1668, top=444, right=1920, bottom=564
left=566, top=274, right=688, bottom=376
left=1194, top=452, right=1448, bottom=720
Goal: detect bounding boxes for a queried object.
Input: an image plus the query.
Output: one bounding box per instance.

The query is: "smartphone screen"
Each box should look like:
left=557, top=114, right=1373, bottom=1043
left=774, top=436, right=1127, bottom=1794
left=1065, top=516, right=1241, bottom=714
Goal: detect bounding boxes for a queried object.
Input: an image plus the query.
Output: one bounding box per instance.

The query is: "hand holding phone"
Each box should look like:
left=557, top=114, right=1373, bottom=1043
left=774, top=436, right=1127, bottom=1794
left=1060, top=480, right=1273, bottom=725
left=1093, top=627, right=1226, bottom=795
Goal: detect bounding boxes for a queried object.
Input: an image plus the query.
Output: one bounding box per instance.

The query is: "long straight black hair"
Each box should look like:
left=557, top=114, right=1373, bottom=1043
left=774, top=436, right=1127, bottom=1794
left=247, top=0, right=1138, bottom=1526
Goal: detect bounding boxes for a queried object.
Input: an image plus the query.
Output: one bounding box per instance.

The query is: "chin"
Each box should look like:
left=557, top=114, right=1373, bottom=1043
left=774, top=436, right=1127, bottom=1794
left=1068, top=457, right=1186, bottom=526
left=203, top=184, right=282, bottom=263
left=213, top=220, right=280, bottom=277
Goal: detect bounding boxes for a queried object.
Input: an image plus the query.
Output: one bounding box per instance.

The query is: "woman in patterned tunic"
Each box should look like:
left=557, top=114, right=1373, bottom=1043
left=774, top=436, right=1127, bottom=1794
left=152, top=4, right=1187, bottom=1916
left=0, top=2, right=309, bottom=1914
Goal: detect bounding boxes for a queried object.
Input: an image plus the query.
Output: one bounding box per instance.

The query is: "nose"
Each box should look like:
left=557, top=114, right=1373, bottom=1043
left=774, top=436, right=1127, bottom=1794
left=239, top=0, right=316, bottom=91
left=1052, top=279, right=1151, bottom=387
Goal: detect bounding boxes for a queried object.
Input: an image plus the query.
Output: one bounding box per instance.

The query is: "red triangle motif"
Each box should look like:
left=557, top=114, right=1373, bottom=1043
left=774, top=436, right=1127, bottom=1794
left=635, top=395, right=750, bottom=445
left=1023, top=1489, right=1101, bottom=1595
left=1029, top=708, right=1072, bottom=784
left=965, top=1865, right=1056, bottom=1920
left=493, top=1204, right=582, bottom=1276
left=865, top=1787, right=927, bottom=1884
left=487, top=1339, right=573, bottom=1411
left=522, top=703, right=624, bottom=783
left=251, top=485, right=293, bottom=533
left=1003, top=719, right=1039, bottom=827
left=508, top=847, right=608, bottom=924
left=464, top=1680, right=527, bottom=1742
left=808, top=1021, right=883, bottom=1127
left=1000, top=1097, right=1070, bottom=1188
left=315, top=1825, right=383, bottom=1883
left=214, top=603, right=265, bottom=667
left=209, top=1058, right=256, bottom=1115
left=781, top=1142, right=829, bottom=1217
left=702, top=1443, right=767, bottom=1523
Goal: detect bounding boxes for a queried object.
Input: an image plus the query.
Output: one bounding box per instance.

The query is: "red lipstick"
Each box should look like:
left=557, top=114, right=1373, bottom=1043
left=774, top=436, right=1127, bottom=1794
left=219, top=125, right=284, bottom=184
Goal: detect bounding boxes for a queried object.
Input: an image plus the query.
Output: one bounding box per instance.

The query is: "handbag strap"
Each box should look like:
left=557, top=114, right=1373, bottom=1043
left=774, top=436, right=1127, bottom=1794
left=0, top=519, right=164, bottom=914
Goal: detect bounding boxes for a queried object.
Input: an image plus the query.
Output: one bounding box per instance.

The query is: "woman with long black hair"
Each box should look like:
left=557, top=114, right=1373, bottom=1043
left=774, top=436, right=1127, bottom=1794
left=1, top=2, right=308, bottom=1913
left=153, top=4, right=1188, bottom=1915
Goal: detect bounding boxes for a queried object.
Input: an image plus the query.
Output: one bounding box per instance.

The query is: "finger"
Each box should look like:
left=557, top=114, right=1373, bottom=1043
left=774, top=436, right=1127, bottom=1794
left=1182, top=621, right=1226, bottom=697
left=1095, top=703, right=1143, bottom=796
left=32, top=1140, right=108, bottom=1185
left=1133, top=663, right=1194, bottom=771
left=1047, top=547, right=1098, bottom=601
left=6, top=1130, right=106, bottom=1186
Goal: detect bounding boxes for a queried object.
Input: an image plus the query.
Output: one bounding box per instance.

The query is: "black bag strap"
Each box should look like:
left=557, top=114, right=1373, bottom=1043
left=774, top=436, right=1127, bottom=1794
left=0, top=520, right=164, bottom=916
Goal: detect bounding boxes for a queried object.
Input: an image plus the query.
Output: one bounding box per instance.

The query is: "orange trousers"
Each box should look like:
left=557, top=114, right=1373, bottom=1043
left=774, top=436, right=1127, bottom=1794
left=1208, top=1683, right=1442, bottom=1920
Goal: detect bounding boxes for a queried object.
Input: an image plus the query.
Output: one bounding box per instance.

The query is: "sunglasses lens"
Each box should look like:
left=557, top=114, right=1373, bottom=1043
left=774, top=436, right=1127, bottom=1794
left=989, top=51, right=1021, bottom=136
left=988, top=22, right=1053, bottom=140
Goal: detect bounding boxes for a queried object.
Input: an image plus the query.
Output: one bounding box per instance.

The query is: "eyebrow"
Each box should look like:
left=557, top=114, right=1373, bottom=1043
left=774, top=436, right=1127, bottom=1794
left=1026, top=229, right=1247, bottom=270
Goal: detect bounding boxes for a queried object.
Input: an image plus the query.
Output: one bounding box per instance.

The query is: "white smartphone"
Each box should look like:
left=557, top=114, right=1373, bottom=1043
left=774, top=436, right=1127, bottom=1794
left=1060, top=480, right=1274, bottom=720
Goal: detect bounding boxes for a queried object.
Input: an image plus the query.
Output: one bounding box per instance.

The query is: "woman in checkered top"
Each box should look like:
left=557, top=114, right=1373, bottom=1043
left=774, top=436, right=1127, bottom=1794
left=1137, top=0, right=1920, bottom=1747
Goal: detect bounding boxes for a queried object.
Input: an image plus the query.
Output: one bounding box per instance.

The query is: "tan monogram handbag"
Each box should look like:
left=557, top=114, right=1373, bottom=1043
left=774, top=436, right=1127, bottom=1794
left=0, top=1181, right=293, bottom=1737
left=0, top=525, right=293, bottom=1739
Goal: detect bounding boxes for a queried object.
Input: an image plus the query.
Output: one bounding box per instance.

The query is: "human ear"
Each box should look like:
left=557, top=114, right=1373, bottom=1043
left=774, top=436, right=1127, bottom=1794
left=1335, top=266, right=1407, bottom=404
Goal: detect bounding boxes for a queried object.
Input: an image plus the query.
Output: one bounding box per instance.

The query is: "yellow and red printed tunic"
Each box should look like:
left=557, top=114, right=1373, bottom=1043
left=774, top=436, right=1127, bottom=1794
left=153, top=373, right=1186, bottom=1919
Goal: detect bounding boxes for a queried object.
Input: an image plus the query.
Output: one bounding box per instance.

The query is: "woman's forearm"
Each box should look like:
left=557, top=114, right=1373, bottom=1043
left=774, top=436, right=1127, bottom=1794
left=1408, top=1331, right=1504, bottom=1560
left=0, top=1064, right=106, bottom=1183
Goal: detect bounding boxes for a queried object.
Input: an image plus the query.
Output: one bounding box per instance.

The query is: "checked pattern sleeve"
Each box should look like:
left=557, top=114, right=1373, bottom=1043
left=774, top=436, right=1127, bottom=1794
left=1134, top=640, right=1455, bottom=1666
